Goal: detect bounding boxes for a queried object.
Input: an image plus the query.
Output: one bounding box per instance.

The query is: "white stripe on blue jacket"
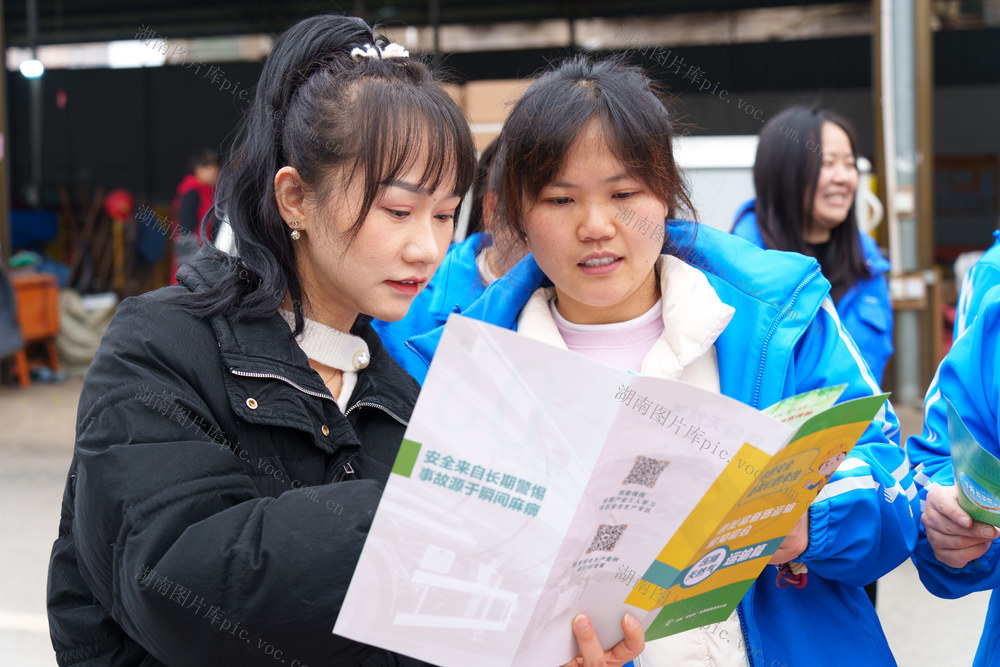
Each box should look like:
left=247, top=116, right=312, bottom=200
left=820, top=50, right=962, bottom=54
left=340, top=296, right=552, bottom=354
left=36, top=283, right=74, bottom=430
left=906, top=285, right=1000, bottom=667
left=399, top=222, right=917, bottom=667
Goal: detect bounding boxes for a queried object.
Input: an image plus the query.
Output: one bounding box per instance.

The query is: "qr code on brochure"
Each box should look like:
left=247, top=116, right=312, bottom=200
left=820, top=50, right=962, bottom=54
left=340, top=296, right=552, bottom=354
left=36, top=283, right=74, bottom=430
left=586, top=523, right=628, bottom=554
left=623, top=456, right=669, bottom=488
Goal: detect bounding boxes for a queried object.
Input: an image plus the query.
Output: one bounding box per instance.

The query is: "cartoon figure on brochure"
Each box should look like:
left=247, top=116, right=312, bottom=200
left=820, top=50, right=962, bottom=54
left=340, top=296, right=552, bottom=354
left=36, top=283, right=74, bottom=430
left=802, top=448, right=847, bottom=491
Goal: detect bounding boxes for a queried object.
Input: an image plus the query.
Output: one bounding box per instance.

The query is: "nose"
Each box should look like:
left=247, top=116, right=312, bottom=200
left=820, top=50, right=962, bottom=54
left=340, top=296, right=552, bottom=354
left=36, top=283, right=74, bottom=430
left=831, top=161, right=856, bottom=185
left=578, top=202, right=617, bottom=241
left=402, top=214, right=445, bottom=265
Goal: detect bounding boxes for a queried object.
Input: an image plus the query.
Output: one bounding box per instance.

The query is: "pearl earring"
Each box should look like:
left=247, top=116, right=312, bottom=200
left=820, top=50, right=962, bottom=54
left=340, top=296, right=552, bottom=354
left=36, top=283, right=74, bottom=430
left=289, top=219, right=301, bottom=240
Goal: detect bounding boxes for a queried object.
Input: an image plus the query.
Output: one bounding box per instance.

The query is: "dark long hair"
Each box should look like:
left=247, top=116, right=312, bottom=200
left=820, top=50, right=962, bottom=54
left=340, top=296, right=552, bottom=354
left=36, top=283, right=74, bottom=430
left=493, top=55, right=695, bottom=251
left=753, top=105, right=870, bottom=301
left=181, top=14, right=475, bottom=333
left=465, top=138, right=499, bottom=238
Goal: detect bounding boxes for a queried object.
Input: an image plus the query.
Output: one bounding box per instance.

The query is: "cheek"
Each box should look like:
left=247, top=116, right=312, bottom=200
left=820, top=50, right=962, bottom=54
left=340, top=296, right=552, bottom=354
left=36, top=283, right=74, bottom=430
left=632, top=224, right=663, bottom=254
left=523, top=219, right=548, bottom=255
left=435, top=226, right=452, bottom=261
left=524, top=232, right=563, bottom=274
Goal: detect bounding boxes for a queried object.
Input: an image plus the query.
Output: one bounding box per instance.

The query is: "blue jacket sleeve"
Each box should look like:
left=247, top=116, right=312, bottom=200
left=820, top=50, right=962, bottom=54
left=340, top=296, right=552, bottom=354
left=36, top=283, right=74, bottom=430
left=907, top=287, right=1000, bottom=598
left=790, top=299, right=919, bottom=586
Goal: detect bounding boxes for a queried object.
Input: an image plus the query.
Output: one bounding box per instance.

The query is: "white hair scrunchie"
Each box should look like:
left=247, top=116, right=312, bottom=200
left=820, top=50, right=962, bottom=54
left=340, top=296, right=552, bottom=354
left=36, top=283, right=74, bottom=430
left=350, top=42, right=410, bottom=61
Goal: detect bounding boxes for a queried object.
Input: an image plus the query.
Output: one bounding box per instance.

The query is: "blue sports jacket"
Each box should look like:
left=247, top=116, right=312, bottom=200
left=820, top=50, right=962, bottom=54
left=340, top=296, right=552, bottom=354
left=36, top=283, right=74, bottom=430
left=732, top=200, right=894, bottom=384
left=372, top=233, right=489, bottom=368
left=906, top=286, right=1000, bottom=666
left=955, top=230, right=1000, bottom=338
left=400, top=222, right=917, bottom=667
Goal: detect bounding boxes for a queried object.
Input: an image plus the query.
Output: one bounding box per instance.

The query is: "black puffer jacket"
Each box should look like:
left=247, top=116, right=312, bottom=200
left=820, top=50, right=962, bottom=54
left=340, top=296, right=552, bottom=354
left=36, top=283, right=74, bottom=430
left=47, top=253, right=430, bottom=666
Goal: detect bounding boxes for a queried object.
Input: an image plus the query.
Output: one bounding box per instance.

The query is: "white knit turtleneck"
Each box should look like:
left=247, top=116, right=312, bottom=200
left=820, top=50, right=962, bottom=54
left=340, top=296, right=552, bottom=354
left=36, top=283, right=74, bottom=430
left=279, top=310, right=370, bottom=413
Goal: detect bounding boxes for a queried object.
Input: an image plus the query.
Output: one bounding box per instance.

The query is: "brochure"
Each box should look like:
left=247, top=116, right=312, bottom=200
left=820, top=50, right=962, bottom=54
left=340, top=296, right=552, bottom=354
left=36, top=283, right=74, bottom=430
left=333, top=315, right=889, bottom=666
left=634, top=392, right=888, bottom=637
left=949, top=399, right=1000, bottom=527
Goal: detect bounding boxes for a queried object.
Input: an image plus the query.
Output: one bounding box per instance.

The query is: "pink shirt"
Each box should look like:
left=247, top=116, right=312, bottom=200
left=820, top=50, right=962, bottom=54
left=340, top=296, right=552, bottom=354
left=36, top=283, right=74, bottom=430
left=550, top=299, right=664, bottom=373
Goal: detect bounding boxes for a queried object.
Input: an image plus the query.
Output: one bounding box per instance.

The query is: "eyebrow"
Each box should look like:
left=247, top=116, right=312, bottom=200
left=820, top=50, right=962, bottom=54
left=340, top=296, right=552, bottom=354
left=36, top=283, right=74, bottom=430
left=384, top=179, right=463, bottom=198
left=549, top=173, right=632, bottom=188
left=385, top=180, right=428, bottom=196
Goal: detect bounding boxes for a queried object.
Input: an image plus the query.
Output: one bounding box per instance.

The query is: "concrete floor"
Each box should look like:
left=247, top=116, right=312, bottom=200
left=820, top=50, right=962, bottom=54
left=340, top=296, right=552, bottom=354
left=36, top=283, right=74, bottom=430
left=0, top=380, right=991, bottom=666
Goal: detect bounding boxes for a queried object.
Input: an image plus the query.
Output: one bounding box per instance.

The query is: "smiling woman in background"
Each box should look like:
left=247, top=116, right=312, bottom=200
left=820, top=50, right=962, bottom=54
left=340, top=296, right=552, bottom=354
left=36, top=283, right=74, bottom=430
left=732, top=106, right=894, bottom=385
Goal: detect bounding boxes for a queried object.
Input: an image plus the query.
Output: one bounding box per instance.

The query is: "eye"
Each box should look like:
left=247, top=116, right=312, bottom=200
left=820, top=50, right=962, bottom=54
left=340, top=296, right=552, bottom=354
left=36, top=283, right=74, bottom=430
left=613, top=192, right=637, bottom=200
left=435, top=212, right=456, bottom=222
left=547, top=197, right=572, bottom=206
left=384, top=208, right=409, bottom=219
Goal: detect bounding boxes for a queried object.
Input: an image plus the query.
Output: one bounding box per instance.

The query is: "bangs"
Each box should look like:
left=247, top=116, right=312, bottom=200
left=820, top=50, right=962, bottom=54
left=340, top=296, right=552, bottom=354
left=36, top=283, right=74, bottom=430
left=498, top=56, right=695, bottom=243
left=597, top=105, right=673, bottom=193
left=517, top=104, right=670, bottom=199
left=346, top=79, right=475, bottom=221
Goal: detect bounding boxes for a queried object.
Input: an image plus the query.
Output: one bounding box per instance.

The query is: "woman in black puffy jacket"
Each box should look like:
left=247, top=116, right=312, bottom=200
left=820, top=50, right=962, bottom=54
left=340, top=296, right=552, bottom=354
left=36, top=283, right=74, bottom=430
left=46, top=14, right=642, bottom=667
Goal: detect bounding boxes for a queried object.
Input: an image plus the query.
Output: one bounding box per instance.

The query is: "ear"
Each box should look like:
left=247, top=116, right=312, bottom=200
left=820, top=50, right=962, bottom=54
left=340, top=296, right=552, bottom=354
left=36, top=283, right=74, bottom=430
left=274, top=166, right=310, bottom=229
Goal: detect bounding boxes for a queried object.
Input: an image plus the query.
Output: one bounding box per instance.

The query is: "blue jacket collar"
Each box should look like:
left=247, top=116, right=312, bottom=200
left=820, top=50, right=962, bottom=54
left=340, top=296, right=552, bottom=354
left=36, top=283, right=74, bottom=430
left=733, top=198, right=889, bottom=276
left=665, top=222, right=828, bottom=406
left=423, top=233, right=490, bottom=320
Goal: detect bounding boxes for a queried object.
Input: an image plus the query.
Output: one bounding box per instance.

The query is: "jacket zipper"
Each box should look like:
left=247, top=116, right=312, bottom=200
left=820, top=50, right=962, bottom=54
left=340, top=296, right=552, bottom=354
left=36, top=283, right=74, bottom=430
left=229, top=369, right=409, bottom=426
left=403, top=339, right=433, bottom=371
left=229, top=368, right=334, bottom=402
left=737, top=602, right=754, bottom=666
left=345, top=400, right=409, bottom=426
left=743, top=268, right=820, bottom=665
left=750, top=268, right=821, bottom=408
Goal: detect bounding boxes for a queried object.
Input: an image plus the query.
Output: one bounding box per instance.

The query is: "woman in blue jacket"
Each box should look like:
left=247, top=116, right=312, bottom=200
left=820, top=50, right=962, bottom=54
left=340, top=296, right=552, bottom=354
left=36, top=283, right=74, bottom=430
left=906, top=285, right=1000, bottom=666
left=399, top=56, right=917, bottom=667
left=909, top=230, right=1000, bottom=494
left=732, top=106, right=894, bottom=384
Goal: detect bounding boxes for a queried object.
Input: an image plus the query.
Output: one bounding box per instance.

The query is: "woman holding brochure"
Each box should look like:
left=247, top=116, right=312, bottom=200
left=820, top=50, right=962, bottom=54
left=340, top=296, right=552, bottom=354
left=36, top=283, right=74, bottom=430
left=46, top=15, right=639, bottom=667
left=907, top=284, right=1000, bottom=666
left=400, top=56, right=918, bottom=666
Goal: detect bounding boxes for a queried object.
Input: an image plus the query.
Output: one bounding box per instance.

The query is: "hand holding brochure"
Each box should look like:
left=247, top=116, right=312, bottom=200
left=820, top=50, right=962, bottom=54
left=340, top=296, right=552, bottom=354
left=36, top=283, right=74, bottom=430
left=949, top=399, right=1000, bottom=527
left=334, top=316, right=889, bottom=666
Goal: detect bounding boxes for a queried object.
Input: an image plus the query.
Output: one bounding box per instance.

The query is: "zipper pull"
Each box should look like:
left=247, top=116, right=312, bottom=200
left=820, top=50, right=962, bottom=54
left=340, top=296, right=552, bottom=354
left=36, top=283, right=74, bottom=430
left=775, top=562, right=808, bottom=588
left=342, top=462, right=355, bottom=476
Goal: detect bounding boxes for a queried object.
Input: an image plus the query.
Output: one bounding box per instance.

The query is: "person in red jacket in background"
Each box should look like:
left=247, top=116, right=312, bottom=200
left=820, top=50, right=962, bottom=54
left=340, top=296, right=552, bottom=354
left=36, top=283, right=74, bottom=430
left=171, top=149, right=220, bottom=283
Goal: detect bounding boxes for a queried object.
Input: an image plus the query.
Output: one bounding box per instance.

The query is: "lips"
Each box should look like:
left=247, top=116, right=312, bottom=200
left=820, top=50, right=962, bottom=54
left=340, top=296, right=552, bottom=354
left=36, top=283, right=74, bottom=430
left=820, top=192, right=852, bottom=204
left=385, top=277, right=426, bottom=295
left=581, top=256, right=619, bottom=267
left=578, top=252, right=623, bottom=275
left=579, top=252, right=621, bottom=266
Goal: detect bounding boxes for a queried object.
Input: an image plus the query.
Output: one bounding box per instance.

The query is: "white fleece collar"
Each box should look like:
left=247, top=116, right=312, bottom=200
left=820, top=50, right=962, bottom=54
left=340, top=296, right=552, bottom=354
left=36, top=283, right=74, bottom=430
left=517, top=255, right=735, bottom=380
